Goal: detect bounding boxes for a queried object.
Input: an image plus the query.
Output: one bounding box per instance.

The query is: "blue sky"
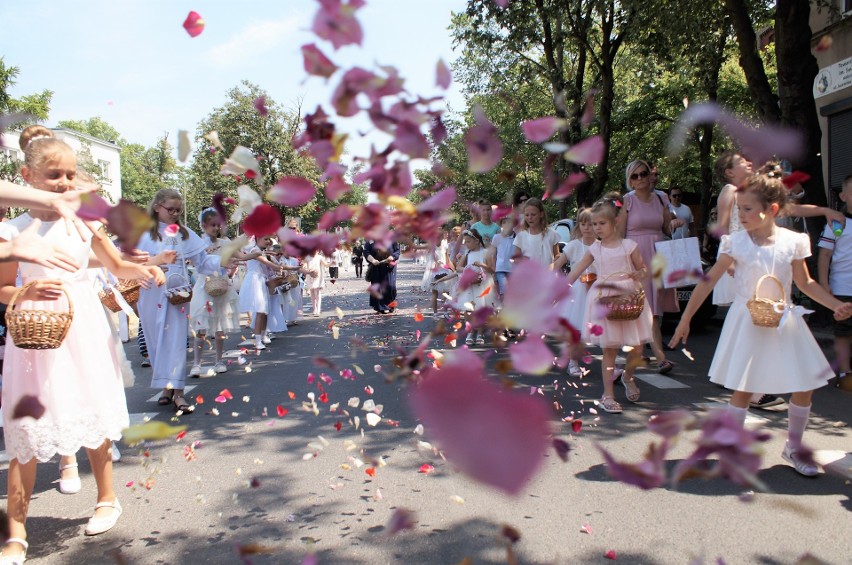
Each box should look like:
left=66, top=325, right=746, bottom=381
left=1, top=0, right=468, bottom=158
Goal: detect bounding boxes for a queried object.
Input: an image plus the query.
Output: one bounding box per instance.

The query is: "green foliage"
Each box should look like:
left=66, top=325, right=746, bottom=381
left=0, top=57, right=52, bottom=127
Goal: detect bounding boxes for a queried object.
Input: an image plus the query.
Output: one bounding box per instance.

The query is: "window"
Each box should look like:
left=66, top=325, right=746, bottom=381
left=98, top=160, right=111, bottom=183
left=844, top=0, right=852, bottom=14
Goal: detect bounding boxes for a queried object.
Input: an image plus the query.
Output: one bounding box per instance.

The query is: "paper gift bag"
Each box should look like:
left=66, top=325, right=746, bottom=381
left=654, top=237, right=702, bottom=288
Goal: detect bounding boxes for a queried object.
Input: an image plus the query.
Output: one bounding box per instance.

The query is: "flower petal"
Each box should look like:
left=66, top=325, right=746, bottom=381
left=77, top=192, right=111, bottom=221
left=105, top=199, right=155, bottom=251
left=522, top=117, right=562, bottom=143
left=301, top=43, right=339, bottom=78
left=242, top=204, right=281, bottom=238
left=311, top=0, right=365, bottom=50
left=12, top=395, right=45, bottom=420
left=551, top=171, right=588, bottom=200
left=220, top=146, right=260, bottom=179
left=464, top=106, right=503, bottom=173
left=563, top=135, right=605, bottom=165
left=268, top=176, right=316, bottom=208
left=182, top=11, right=205, bottom=38
left=253, top=96, right=269, bottom=117
left=509, top=335, right=553, bottom=375
left=436, top=58, right=452, bottom=89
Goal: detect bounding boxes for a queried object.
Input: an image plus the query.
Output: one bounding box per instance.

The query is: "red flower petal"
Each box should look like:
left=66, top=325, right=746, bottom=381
left=182, top=11, right=205, bottom=38
left=782, top=170, right=810, bottom=188
left=242, top=204, right=281, bottom=238
left=365, top=467, right=376, bottom=477
left=318, top=392, right=329, bottom=403
left=418, top=463, right=435, bottom=474
left=572, top=420, right=583, bottom=433
left=253, top=96, right=269, bottom=117
left=276, top=405, right=288, bottom=418
left=12, top=395, right=45, bottom=420
left=219, top=388, right=233, bottom=400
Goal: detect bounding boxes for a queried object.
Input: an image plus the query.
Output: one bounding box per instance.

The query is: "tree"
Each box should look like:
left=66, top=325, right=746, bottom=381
left=0, top=58, right=52, bottom=182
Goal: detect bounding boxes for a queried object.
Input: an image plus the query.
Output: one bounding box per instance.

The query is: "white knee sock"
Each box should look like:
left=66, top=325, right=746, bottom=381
left=727, top=404, right=748, bottom=426
left=787, top=402, right=811, bottom=449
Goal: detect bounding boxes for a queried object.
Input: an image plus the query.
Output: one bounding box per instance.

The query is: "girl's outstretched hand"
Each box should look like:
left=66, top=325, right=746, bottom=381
left=668, top=321, right=690, bottom=347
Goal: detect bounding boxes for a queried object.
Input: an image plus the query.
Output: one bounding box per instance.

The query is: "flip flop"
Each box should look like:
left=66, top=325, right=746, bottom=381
left=157, top=390, right=174, bottom=406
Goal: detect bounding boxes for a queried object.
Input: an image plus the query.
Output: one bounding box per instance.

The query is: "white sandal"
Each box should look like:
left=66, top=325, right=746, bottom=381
left=0, top=538, right=28, bottom=564
left=58, top=462, right=81, bottom=494
left=599, top=395, right=623, bottom=414
left=85, top=499, right=122, bottom=536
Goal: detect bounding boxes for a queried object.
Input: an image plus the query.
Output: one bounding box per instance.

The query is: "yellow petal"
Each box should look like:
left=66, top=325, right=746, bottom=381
left=122, top=421, right=187, bottom=445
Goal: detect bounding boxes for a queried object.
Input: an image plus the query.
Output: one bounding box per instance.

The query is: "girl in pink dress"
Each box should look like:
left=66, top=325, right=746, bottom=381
left=620, top=159, right=678, bottom=374
left=566, top=194, right=653, bottom=414
left=0, top=126, right=164, bottom=561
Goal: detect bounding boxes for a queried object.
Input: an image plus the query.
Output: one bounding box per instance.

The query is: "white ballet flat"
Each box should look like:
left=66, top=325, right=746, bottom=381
left=58, top=463, right=81, bottom=495
left=84, top=499, right=122, bottom=536
left=111, top=445, right=121, bottom=463
left=0, top=538, right=28, bottom=564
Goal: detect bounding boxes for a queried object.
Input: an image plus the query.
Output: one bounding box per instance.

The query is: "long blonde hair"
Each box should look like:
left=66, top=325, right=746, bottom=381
left=521, top=197, right=549, bottom=232
left=148, top=188, right=189, bottom=241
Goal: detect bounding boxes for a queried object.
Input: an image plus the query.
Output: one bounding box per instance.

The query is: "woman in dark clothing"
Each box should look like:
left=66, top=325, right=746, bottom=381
left=352, top=242, right=364, bottom=279
left=364, top=240, right=400, bottom=313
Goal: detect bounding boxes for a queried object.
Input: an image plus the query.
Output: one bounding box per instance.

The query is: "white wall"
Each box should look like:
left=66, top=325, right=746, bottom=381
left=1, top=128, right=122, bottom=203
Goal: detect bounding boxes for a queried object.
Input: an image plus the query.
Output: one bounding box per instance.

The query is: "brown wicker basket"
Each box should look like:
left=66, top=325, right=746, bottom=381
left=597, top=272, right=645, bottom=321
left=266, top=274, right=287, bottom=292
left=6, top=282, right=74, bottom=350
left=204, top=275, right=229, bottom=297
left=746, top=274, right=785, bottom=328
left=165, top=272, right=193, bottom=305
left=285, top=273, right=300, bottom=287
left=99, top=280, right=141, bottom=313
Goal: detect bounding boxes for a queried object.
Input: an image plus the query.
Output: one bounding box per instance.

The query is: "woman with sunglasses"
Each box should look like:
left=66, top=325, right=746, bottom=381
left=619, top=159, right=679, bottom=374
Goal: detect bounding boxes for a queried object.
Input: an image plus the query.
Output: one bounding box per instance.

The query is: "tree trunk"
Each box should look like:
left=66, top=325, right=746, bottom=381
left=724, top=0, right=781, bottom=123
left=775, top=0, right=827, bottom=224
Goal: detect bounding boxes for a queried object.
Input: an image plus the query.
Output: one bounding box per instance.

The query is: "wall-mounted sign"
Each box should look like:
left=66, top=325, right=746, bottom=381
left=815, top=56, right=852, bottom=99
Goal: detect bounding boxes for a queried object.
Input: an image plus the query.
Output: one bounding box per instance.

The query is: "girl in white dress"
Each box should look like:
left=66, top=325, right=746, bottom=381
left=238, top=235, right=278, bottom=349
left=512, top=198, right=560, bottom=267
left=266, top=244, right=301, bottom=334
left=284, top=251, right=305, bottom=324
left=137, top=189, right=224, bottom=413
left=553, top=208, right=595, bottom=376
left=0, top=127, right=164, bottom=560
left=671, top=171, right=852, bottom=477
left=439, top=229, right=497, bottom=345
left=189, top=209, right=254, bottom=377
left=306, top=251, right=330, bottom=316
left=566, top=195, right=653, bottom=414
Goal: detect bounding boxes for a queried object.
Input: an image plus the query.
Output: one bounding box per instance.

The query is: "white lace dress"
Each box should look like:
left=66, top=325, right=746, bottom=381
left=0, top=214, right=129, bottom=463
left=708, top=229, right=833, bottom=393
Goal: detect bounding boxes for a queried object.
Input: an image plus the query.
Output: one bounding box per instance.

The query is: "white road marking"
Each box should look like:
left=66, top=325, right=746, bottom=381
left=634, top=374, right=690, bottom=389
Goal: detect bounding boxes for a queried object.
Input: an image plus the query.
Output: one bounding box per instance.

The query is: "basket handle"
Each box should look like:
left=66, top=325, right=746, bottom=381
left=8, top=281, right=74, bottom=318
left=596, top=271, right=642, bottom=298
left=753, top=274, right=785, bottom=301
left=166, top=272, right=189, bottom=286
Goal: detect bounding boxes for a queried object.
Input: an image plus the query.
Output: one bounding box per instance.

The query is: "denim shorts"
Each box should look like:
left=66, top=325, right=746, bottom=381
left=495, top=271, right=510, bottom=295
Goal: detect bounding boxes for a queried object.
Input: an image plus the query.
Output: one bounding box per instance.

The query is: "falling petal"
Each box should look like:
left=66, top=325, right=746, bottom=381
left=552, top=438, right=572, bottom=462
left=221, top=146, right=260, bottom=179
left=77, top=192, right=111, bottom=221
left=436, top=58, right=452, bottom=89
left=242, top=204, right=282, bottom=238
left=182, top=11, right=205, bottom=37
left=509, top=336, right=553, bottom=375
left=572, top=420, right=583, bottom=433
left=177, top=130, right=191, bottom=162
left=268, top=176, right=316, bottom=207
left=782, top=171, right=810, bottom=188
left=385, top=508, right=417, bottom=536
left=205, top=131, right=224, bottom=150
left=301, top=43, right=339, bottom=78
left=253, top=96, right=269, bottom=117
left=580, top=90, right=597, bottom=128
left=551, top=172, right=587, bottom=200
left=564, top=135, right=605, bottom=165
left=106, top=199, right=155, bottom=250
left=522, top=117, right=563, bottom=143
left=409, top=349, right=552, bottom=495
left=231, top=185, right=263, bottom=224
left=164, top=224, right=180, bottom=238
left=312, top=0, right=366, bottom=50
left=418, top=463, right=435, bottom=474
left=464, top=106, right=503, bottom=173
left=123, top=421, right=188, bottom=444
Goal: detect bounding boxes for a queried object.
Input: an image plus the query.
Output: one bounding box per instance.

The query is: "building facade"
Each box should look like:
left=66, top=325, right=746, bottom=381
left=812, top=1, right=852, bottom=203
left=1, top=128, right=122, bottom=203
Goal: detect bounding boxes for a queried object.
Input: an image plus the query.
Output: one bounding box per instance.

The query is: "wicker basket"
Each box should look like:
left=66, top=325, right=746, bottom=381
left=99, top=280, right=141, bottom=313
left=597, top=273, right=645, bottom=321
left=204, top=275, right=229, bottom=297
left=266, top=274, right=287, bottom=292
left=6, top=282, right=74, bottom=350
left=285, top=273, right=300, bottom=287
left=165, top=272, right=193, bottom=305
left=746, top=274, right=785, bottom=328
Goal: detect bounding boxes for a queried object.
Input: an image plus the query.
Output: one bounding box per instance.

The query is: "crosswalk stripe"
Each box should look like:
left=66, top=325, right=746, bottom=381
left=634, top=373, right=690, bottom=389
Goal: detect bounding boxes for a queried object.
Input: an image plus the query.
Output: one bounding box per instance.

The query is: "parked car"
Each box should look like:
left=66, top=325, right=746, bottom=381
left=549, top=219, right=574, bottom=244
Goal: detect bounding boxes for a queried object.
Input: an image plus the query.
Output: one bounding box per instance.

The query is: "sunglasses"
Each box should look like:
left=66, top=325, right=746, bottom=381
left=630, top=170, right=650, bottom=181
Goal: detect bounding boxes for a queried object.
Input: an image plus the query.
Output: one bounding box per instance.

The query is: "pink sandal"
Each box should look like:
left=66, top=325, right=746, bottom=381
left=599, top=395, right=623, bottom=414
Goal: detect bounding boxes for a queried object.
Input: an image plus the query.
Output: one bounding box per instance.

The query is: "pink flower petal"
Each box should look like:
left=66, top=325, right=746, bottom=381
left=563, top=135, right=605, bottom=165
left=12, top=395, right=45, bottom=420
left=183, top=11, right=205, bottom=38
left=242, top=204, right=281, bottom=238
left=580, top=89, right=597, bottom=128
left=385, top=508, right=417, bottom=535
left=509, top=335, right=553, bottom=375
left=589, top=324, right=604, bottom=336
left=436, top=59, right=452, bottom=89
left=77, top=192, right=111, bottom=221
left=417, top=186, right=457, bottom=213
left=457, top=267, right=481, bottom=291
left=164, top=224, right=180, bottom=238
left=408, top=349, right=552, bottom=495
left=522, top=117, right=561, bottom=143
left=324, top=174, right=351, bottom=200
left=393, top=121, right=430, bottom=159
left=464, top=106, right=503, bottom=173
left=268, top=176, right=316, bottom=207
left=301, top=43, right=339, bottom=78
left=501, top=260, right=572, bottom=334
left=105, top=199, right=155, bottom=251
left=551, top=171, right=588, bottom=200
left=253, top=96, right=269, bottom=117
left=311, top=0, right=365, bottom=50
left=318, top=204, right=354, bottom=231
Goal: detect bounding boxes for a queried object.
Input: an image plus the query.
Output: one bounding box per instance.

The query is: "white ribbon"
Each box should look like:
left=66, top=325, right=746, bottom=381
left=774, top=302, right=814, bottom=335
left=109, top=285, right=137, bottom=317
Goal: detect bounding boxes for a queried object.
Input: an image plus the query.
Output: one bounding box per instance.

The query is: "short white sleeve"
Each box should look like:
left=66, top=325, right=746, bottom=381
left=793, top=231, right=812, bottom=261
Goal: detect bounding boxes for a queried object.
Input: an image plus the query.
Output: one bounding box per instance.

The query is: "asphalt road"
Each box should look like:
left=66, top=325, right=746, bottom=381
left=4, top=259, right=852, bottom=564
